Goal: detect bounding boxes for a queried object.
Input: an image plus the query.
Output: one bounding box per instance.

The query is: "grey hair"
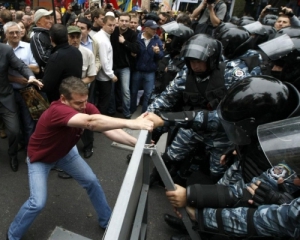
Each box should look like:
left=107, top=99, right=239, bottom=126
left=3, top=21, right=21, bottom=33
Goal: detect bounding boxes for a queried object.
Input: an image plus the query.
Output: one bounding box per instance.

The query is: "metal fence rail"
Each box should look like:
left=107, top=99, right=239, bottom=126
left=103, top=130, right=200, bottom=240
left=103, top=130, right=149, bottom=240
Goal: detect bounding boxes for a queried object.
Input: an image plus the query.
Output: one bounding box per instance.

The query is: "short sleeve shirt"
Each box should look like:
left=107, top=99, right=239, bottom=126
left=28, top=101, right=99, bottom=163
left=79, top=45, right=96, bottom=78
left=198, top=2, right=227, bottom=24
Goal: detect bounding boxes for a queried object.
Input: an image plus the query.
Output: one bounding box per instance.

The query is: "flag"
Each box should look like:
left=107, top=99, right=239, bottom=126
left=64, top=0, right=72, bottom=9
left=124, top=0, right=132, bottom=12
left=78, top=0, right=86, bottom=5
left=117, top=0, right=124, bottom=7
left=109, top=0, right=119, bottom=9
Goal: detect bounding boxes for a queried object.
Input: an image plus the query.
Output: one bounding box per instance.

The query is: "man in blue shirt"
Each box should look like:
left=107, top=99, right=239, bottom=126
left=130, top=20, right=164, bottom=114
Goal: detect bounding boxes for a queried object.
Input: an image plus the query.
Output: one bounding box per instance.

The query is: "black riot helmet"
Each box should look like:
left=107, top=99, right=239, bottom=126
left=261, top=24, right=277, bottom=40
left=280, top=38, right=300, bottom=89
left=161, top=21, right=194, bottom=39
left=238, top=18, right=255, bottom=26
left=161, top=22, right=194, bottom=56
left=263, top=14, right=278, bottom=26
left=274, top=26, right=300, bottom=39
left=214, top=27, right=253, bottom=59
left=180, top=33, right=222, bottom=71
left=230, top=16, right=240, bottom=25
left=240, top=16, right=255, bottom=21
left=258, top=34, right=300, bottom=86
left=242, top=21, right=269, bottom=48
left=213, top=21, right=238, bottom=39
left=258, top=34, right=294, bottom=61
left=217, top=76, right=300, bottom=145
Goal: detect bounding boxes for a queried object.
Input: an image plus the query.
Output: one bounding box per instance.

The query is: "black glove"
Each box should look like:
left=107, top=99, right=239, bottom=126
left=167, top=64, right=180, bottom=73
left=251, top=182, right=294, bottom=206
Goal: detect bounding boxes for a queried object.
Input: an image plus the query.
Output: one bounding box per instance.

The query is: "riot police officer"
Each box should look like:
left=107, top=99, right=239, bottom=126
left=164, top=76, right=300, bottom=239
left=150, top=22, right=194, bottom=103
left=148, top=30, right=263, bottom=186
left=148, top=34, right=231, bottom=185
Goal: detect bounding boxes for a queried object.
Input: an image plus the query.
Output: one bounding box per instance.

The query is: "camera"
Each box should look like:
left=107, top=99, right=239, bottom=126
left=70, top=2, right=80, bottom=11
left=206, top=0, right=216, bottom=4
left=150, top=2, right=159, bottom=11
left=265, top=7, right=280, bottom=15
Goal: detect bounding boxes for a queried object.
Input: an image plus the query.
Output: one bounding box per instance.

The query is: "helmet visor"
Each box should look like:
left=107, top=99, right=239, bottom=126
left=181, top=42, right=212, bottom=61
left=292, top=38, right=300, bottom=50
left=161, top=21, right=181, bottom=36
left=242, top=21, right=266, bottom=35
left=258, top=34, right=295, bottom=60
left=217, top=104, right=256, bottom=145
left=258, top=116, right=300, bottom=176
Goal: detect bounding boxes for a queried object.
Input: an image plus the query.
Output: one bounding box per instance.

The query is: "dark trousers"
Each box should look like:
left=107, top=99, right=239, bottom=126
left=81, top=129, right=94, bottom=151
left=0, top=102, right=19, bottom=157
left=96, top=80, right=112, bottom=115
left=88, top=80, right=96, bottom=104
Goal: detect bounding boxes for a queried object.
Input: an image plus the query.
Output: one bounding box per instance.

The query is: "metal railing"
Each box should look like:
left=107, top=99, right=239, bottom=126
left=103, top=130, right=200, bottom=240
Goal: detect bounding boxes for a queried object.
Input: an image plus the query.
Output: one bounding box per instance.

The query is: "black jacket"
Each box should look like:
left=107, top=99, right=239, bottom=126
left=0, top=43, right=34, bottom=112
left=30, top=27, right=53, bottom=70
left=42, top=43, right=82, bottom=102
left=111, top=27, right=139, bottom=69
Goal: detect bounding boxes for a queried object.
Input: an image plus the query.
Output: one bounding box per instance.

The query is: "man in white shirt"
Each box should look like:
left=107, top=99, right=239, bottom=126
left=93, top=12, right=117, bottom=115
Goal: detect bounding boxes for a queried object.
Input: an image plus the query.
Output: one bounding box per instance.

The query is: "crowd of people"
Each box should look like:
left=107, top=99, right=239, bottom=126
left=1, top=0, right=300, bottom=239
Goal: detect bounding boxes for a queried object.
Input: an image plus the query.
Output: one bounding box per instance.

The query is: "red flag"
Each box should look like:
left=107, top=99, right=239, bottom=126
left=64, top=0, right=72, bottom=9
left=109, top=0, right=119, bottom=9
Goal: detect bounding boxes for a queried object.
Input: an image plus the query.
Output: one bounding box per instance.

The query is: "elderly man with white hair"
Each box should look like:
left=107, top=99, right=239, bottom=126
left=4, top=21, right=42, bottom=153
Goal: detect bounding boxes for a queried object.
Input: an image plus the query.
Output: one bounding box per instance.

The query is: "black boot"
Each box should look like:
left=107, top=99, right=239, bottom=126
left=9, top=156, right=19, bottom=172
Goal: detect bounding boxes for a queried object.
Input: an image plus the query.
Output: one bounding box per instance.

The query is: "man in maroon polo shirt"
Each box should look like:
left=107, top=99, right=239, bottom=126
left=7, top=77, right=153, bottom=240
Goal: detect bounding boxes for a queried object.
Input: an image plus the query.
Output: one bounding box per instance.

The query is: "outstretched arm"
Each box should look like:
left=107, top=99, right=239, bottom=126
left=67, top=112, right=154, bottom=132
left=103, top=129, right=137, bottom=147
left=145, top=110, right=222, bottom=132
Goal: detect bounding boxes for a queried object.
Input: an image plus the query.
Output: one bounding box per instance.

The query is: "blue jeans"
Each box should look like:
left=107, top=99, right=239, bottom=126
left=108, top=67, right=131, bottom=117
left=8, top=146, right=111, bottom=240
left=130, top=71, right=155, bottom=113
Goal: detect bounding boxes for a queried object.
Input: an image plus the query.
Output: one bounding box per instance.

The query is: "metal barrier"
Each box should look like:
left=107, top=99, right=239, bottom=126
left=103, top=130, right=200, bottom=240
